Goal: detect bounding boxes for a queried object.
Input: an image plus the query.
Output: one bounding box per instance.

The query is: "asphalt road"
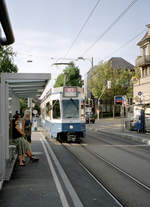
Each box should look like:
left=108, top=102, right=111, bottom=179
left=63, top=130, right=150, bottom=207
left=1, top=130, right=150, bottom=207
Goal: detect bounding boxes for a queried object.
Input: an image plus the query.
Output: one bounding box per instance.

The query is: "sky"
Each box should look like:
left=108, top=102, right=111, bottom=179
left=4, top=0, right=150, bottom=87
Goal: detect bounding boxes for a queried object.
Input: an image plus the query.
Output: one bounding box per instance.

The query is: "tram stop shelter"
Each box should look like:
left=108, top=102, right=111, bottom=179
left=0, top=73, right=51, bottom=189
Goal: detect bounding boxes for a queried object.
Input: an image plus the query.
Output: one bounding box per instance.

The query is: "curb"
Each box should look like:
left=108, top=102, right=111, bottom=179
left=87, top=127, right=150, bottom=145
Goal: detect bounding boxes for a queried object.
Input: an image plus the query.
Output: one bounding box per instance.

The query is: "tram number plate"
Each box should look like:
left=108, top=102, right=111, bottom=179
left=63, top=87, right=77, bottom=97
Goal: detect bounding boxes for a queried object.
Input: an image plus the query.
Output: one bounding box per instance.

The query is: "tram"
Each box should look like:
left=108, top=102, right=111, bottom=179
left=40, top=86, right=86, bottom=142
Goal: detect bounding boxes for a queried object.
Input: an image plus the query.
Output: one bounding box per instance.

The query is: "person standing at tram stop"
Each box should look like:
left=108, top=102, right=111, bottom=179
left=12, top=113, right=39, bottom=166
left=22, top=112, right=32, bottom=143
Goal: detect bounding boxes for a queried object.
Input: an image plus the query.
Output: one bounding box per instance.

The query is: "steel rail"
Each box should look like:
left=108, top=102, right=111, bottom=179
left=80, top=143, right=150, bottom=193
left=87, top=130, right=150, bottom=155
left=61, top=142, right=124, bottom=207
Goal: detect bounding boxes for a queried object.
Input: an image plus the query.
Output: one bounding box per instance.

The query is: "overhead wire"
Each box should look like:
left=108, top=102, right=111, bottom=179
left=81, top=0, right=139, bottom=56
left=63, top=0, right=102, bottom=58
left=103, top=29, right=146, bottom=61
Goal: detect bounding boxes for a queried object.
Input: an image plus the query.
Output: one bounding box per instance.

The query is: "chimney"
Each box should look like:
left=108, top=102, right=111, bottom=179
left=146, top=24, right=150, bottom=35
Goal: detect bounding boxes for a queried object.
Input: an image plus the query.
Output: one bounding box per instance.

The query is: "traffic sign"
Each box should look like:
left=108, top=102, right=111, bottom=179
left=131, top=76, right=138, bottom=84
left=122, top=95, right=127, bottom=106
left=33, top=109, right=38, bottom=115
left=138, top=91, right=142, bottom=96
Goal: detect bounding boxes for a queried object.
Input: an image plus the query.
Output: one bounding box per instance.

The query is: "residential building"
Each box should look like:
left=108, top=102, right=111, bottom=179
left=134, top=24, right=150, bottom=105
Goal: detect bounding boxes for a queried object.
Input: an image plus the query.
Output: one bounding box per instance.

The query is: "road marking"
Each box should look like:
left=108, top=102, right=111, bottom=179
left=79, top=162, right=123, bottom=207
left=40, top=133, right=84, bottom=207
left=95, top=152, right=150, bottom=192
left=32, top=151, right=43, bottom=155
left=89, top=145, right=148, bottom=147
left=40, top=138, right=70, bottom=207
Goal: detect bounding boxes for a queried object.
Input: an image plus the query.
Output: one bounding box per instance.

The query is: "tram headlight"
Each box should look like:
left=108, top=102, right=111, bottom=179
left=70, top=125, right=74, bottom=129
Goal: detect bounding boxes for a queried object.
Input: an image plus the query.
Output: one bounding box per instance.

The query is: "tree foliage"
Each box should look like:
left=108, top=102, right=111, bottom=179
left=89, top=61, right=137, bottom=101
left=0, top=46, right=18, bottom=77
left=54, top=62, right=82, bottom=88
left=20, top=98, right=27, bottom=116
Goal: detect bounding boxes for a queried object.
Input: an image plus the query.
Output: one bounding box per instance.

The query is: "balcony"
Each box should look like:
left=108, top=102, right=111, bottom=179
left=136, top=55, right=150, bottom=67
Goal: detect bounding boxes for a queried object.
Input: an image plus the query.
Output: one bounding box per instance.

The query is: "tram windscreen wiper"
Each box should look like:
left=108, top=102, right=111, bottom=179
left=70, top=98, right=78, bottom=110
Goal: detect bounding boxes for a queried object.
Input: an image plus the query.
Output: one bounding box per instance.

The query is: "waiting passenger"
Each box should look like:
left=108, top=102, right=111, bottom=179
left=22, top=112, right=32, bottom=143
left=12, top=114, right=39, bottom=166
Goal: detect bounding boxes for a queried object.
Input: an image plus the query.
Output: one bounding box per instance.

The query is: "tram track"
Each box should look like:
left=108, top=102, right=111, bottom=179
left=87, top=131, right=150, bottom=162
left=80, top=143, right=150, bottom=193
left=88, top=129, right=150, bottom=154
left=60, top=142, right=124, bottom=207
left=41, top=133, right=124, bottom=207
left=61, top=139, right=150, bottom=207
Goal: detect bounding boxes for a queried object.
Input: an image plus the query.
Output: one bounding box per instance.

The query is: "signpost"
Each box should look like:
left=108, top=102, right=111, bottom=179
left=138, top=91, right=142, bottom=97
left=131, top=76, right=138, bottom=84
left=138, top=91, right=143, bottom=104
left=122, top=95, right=127, bottom=106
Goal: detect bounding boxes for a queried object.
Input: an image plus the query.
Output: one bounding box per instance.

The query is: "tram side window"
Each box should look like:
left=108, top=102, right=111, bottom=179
left=41, top=107, right=46, bottom=119
left=46, top=102, right=51, bottom=118
left=53, top=100, right=60, bottom=119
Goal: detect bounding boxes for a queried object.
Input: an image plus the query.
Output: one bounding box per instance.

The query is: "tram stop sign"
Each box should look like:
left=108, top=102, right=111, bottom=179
left=33, top=109, right=38, bottom=115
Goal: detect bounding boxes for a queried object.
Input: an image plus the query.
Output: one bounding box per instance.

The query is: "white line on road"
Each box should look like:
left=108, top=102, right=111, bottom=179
left=91, top=145, right=148, bottom=147
left=40, top=138, right=70, bottom=207
left=40, top=133, right=84, bottom=207
left=95, top=152, right=150, bottom=192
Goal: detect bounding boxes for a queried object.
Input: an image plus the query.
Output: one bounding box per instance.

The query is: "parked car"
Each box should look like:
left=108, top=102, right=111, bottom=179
left=85, top=112, right=95, bottom=124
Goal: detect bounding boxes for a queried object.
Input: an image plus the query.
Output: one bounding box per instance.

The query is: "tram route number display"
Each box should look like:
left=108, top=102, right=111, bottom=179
left=63, top=87, right=77, bottom=97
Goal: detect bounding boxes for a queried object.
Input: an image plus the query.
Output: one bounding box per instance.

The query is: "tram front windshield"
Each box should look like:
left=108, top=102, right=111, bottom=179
left=62, top=99, right=79, bottom=119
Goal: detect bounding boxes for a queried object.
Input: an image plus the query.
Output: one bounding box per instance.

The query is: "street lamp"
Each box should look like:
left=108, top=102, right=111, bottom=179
left=77, top=56, right=94, bottom=98
left=52, top=62, right=72, bottom=66
left=27, top=60, right=33, bottom=63
left=77, top=57, right=94, bottom=70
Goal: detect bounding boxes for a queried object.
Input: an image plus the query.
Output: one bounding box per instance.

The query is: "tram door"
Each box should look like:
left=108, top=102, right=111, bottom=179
left=0, top=84, right=2, bottom=180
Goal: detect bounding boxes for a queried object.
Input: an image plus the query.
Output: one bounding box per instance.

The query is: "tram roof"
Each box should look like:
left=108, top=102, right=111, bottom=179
left=1, top=73, right=51, bottom=100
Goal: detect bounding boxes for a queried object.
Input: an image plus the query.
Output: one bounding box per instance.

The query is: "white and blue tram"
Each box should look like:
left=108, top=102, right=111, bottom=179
left=40, top=86, right=86, bottom=142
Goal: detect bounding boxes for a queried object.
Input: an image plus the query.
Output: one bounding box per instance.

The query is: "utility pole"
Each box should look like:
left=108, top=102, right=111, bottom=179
left=98, top=81, right=111, bottom=120
left=63, top=71, right=67, bottom=86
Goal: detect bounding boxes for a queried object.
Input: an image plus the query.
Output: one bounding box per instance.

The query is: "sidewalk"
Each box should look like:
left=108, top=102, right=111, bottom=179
left=87, top=118, right=150, bottom=145
left=0, top=131, right=62, bottom=207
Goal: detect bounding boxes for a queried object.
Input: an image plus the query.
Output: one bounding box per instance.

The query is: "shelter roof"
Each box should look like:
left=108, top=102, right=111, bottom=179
left=1, top=73, right=51, bottom=100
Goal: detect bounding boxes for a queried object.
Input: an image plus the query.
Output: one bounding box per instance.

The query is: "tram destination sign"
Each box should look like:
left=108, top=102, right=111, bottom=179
left=63, top=87, right=77, bottom=97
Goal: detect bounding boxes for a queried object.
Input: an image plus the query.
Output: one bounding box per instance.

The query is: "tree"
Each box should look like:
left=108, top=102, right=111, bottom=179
left=0, top=46, right=18, bottom=79
left=89, top=61, right=135, bottom=102
left=20, top=98, right=27, bottom=116
left=54, top=62, right=82, bottom=88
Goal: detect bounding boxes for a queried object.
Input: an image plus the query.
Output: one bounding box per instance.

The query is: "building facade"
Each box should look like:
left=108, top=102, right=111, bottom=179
left=134, top=24, right=150, bottom=105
